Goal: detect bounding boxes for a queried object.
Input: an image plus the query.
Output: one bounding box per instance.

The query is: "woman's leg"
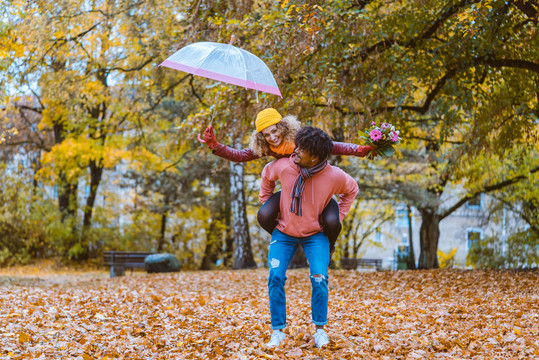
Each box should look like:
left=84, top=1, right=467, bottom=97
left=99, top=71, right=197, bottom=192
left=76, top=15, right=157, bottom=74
left=267, top=229, right=298, bottom=330
left=301, top=232, right=330, bottom=327
left=320, top=198, right=341, bottom=253
left=258, top=191, right=281, bottom=235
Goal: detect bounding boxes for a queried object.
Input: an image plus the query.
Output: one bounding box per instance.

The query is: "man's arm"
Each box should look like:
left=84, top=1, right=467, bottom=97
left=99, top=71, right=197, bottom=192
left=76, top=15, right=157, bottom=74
left=335, top=171, right=359, bottom=222
left=259, top=161, right=279, bottom=203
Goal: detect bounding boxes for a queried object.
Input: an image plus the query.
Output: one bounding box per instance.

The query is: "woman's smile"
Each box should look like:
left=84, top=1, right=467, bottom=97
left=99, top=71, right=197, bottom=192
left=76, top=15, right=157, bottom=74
left=261, top=125, right=282, bottom=147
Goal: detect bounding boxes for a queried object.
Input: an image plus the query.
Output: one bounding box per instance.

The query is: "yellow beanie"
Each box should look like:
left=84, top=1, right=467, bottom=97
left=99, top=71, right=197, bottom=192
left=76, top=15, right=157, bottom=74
left=255, top=108, right=282, bottom=133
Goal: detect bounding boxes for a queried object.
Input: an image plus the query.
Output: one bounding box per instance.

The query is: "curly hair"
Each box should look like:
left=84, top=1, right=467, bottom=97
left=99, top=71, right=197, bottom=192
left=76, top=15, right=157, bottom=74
left=249, top=115, right=301, bottom=156
left=294, top=126, right=334, bottom=160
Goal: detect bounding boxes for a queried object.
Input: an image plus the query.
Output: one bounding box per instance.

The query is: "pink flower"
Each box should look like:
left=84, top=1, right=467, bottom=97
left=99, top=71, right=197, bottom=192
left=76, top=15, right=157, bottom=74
left=371, top=121, right=376, bottom=126
left=381, top=123, right=390, bottom=130
left=391, top=132, right=399, bottom=142
left=370, top=129, right=383, bottom=142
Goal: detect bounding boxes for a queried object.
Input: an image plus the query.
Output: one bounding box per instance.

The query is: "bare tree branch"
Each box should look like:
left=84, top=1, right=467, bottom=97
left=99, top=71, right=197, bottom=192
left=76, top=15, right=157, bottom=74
left=441, top=165, right=539, bottom=219
left=107, top=57, right=157, bottom=73
left=14, top=104, right=43, bottom=114
left=391, top=68, right=458, bottom=114
left=142, top=74, right=191, bottom=113
left=189, top=75, right=208, bottom=107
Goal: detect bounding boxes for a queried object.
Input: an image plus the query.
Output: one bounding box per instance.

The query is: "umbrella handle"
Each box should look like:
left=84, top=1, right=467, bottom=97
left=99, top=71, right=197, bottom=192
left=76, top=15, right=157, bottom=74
left=197, top=134, right=206, bottom=143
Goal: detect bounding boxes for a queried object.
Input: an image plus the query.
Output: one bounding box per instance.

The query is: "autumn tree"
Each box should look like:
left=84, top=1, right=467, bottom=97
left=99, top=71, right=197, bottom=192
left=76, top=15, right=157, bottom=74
left=181, top=1, right=286, bottom=269
left=1, top=0, right=193, bottom=259
left=259, top=0, right=538, bottom=268
left=2, top=0, right=536, bottom=270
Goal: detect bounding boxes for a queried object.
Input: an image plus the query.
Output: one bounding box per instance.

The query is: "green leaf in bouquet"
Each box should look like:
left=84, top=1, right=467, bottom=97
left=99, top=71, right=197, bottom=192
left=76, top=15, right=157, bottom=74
left=382, top=146, right=395, bottom=157
left=357, top=130, right=368, bottom=137
left=359, top=136, right=370, bottom=143
left=365, top=150, right=375, bottom=160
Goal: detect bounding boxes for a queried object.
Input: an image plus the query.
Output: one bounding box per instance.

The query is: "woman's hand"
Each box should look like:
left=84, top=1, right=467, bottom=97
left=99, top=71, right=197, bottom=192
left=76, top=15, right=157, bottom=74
left=198, top=125, right=219, bottom=150
left=356, top=145, right=376, bottom=157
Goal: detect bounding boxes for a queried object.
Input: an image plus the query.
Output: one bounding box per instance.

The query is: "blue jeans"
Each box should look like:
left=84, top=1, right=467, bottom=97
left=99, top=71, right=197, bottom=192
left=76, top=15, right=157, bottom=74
left=267, top=229, right=330, bottom=330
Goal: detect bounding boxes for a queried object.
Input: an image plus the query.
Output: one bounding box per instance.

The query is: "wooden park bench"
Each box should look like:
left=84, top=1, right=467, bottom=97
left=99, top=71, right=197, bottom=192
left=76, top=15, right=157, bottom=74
left=103, top=251, right=155, bottom=277
left=341, top=257, right=383, bottom=271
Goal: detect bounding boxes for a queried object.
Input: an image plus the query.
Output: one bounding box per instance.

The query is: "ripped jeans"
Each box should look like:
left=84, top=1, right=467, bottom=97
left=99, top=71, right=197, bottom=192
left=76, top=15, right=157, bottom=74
left=267, top=229, right=330, bottom=330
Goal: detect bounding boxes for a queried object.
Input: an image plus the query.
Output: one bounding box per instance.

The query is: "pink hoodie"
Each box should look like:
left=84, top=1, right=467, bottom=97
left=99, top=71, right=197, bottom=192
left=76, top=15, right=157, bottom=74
left=259, top=156, right=359, bottom=238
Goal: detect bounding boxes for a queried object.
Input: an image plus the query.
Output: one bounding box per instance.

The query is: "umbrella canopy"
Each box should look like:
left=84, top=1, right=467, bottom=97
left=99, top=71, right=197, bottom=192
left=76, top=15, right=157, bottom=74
left=160, top=41, right=281, bottom=97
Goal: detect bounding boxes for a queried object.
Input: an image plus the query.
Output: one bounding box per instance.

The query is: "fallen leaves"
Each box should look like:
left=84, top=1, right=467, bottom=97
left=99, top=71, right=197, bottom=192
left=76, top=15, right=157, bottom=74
left=0, top=268, right=538, bottom=359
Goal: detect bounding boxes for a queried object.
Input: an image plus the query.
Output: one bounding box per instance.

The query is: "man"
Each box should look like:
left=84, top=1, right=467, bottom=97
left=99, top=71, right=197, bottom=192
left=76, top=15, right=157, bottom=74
left=259, top=126, right=359, bottom=348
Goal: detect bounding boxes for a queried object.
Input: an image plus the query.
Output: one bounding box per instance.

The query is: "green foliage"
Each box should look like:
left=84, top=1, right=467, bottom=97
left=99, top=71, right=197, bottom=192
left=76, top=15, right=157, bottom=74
left=42, top=209, right=78, bottom=259
left=467, top=230, right=539, bottom=269
left=0, top=167, right=66, bottom=265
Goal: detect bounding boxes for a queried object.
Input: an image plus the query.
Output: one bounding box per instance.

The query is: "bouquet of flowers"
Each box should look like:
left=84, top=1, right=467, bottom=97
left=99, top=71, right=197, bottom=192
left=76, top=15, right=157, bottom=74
left=358, top=121, right=401, bottom=160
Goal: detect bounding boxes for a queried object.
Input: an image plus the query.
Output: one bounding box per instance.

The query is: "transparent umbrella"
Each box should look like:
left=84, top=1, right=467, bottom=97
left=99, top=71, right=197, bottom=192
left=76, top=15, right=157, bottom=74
left=160, top=37, right=282, bottom=98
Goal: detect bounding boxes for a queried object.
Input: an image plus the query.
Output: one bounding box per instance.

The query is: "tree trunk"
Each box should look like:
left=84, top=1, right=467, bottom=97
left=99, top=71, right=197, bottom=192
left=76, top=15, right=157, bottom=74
left=406, top=204, right=417, bottom=270
left=340, top=199, right=359, bottom=259
left=418, top=209, right=440, bottom=269
left=57, top=173, right=78, bottom=221
left=157, top=211, right=168, bottom=252
left=230, top=136, right=256, bottom=269
left=32, top=150, right=40, bottom=190
left=224, top=197, right=234, bottom=267
left=83, top=159, right=103, bottom=229
left=50, top=61, right=78, bottom=223
left=53, top=122, right=78, bottom=221
left=78, top=159, right=103, bottom=260
left=342, top=239, right=350, bottom=259
left=200, top=218, right=221, bottom=270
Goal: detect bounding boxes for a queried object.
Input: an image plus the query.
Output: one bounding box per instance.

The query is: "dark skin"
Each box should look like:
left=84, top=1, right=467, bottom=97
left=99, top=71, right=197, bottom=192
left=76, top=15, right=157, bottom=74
left=293, top=145, right=321, bottom=168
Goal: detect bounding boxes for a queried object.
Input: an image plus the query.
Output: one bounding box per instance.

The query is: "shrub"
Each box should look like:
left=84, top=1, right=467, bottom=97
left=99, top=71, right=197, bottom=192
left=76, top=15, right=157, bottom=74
left=467, top=229, right=539, bottom=269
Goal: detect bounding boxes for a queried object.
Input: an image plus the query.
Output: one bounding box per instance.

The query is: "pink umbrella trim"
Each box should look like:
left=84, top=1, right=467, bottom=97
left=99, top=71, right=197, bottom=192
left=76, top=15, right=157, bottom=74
left=160, top=60, right=282, bottom=98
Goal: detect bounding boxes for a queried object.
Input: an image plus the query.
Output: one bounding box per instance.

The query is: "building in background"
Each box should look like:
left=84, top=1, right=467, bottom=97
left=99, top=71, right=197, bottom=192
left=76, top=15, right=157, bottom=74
left=356, top=192, right=529, bottom=269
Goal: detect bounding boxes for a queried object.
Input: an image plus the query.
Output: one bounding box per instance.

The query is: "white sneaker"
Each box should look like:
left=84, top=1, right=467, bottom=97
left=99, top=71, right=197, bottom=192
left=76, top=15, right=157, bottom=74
left=266, top=330, right=286, bottom=348
left=314, top=329, right=329, bottom=348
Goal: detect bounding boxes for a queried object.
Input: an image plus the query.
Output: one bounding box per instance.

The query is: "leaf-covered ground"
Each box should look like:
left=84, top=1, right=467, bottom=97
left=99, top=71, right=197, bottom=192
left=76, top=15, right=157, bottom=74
left=0, top=266, right=538, bottom=359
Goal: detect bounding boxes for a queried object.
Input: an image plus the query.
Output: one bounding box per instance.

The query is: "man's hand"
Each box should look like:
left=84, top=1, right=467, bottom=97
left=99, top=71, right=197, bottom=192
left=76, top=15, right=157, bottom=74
left=198, top=125, right=219, bottom=150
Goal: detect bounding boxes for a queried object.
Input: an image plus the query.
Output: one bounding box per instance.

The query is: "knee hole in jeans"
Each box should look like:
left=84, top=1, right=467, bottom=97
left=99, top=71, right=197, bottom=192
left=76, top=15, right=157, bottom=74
left=311, top=274, right=326, bottom=283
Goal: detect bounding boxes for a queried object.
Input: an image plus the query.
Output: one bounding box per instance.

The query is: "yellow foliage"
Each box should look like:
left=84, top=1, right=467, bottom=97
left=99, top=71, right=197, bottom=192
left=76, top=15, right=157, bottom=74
left=438, top=248, right=458, bottom=268
left=36, top=135, right=132, bottom=184
left=127, top=147, right=169, bottom=173
left=40, top=105, right=68, bottom=129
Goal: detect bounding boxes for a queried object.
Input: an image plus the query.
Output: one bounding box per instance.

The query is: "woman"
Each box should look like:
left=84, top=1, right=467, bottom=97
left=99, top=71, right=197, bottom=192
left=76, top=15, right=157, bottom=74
left=198, top=108, right=374, bottom=253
